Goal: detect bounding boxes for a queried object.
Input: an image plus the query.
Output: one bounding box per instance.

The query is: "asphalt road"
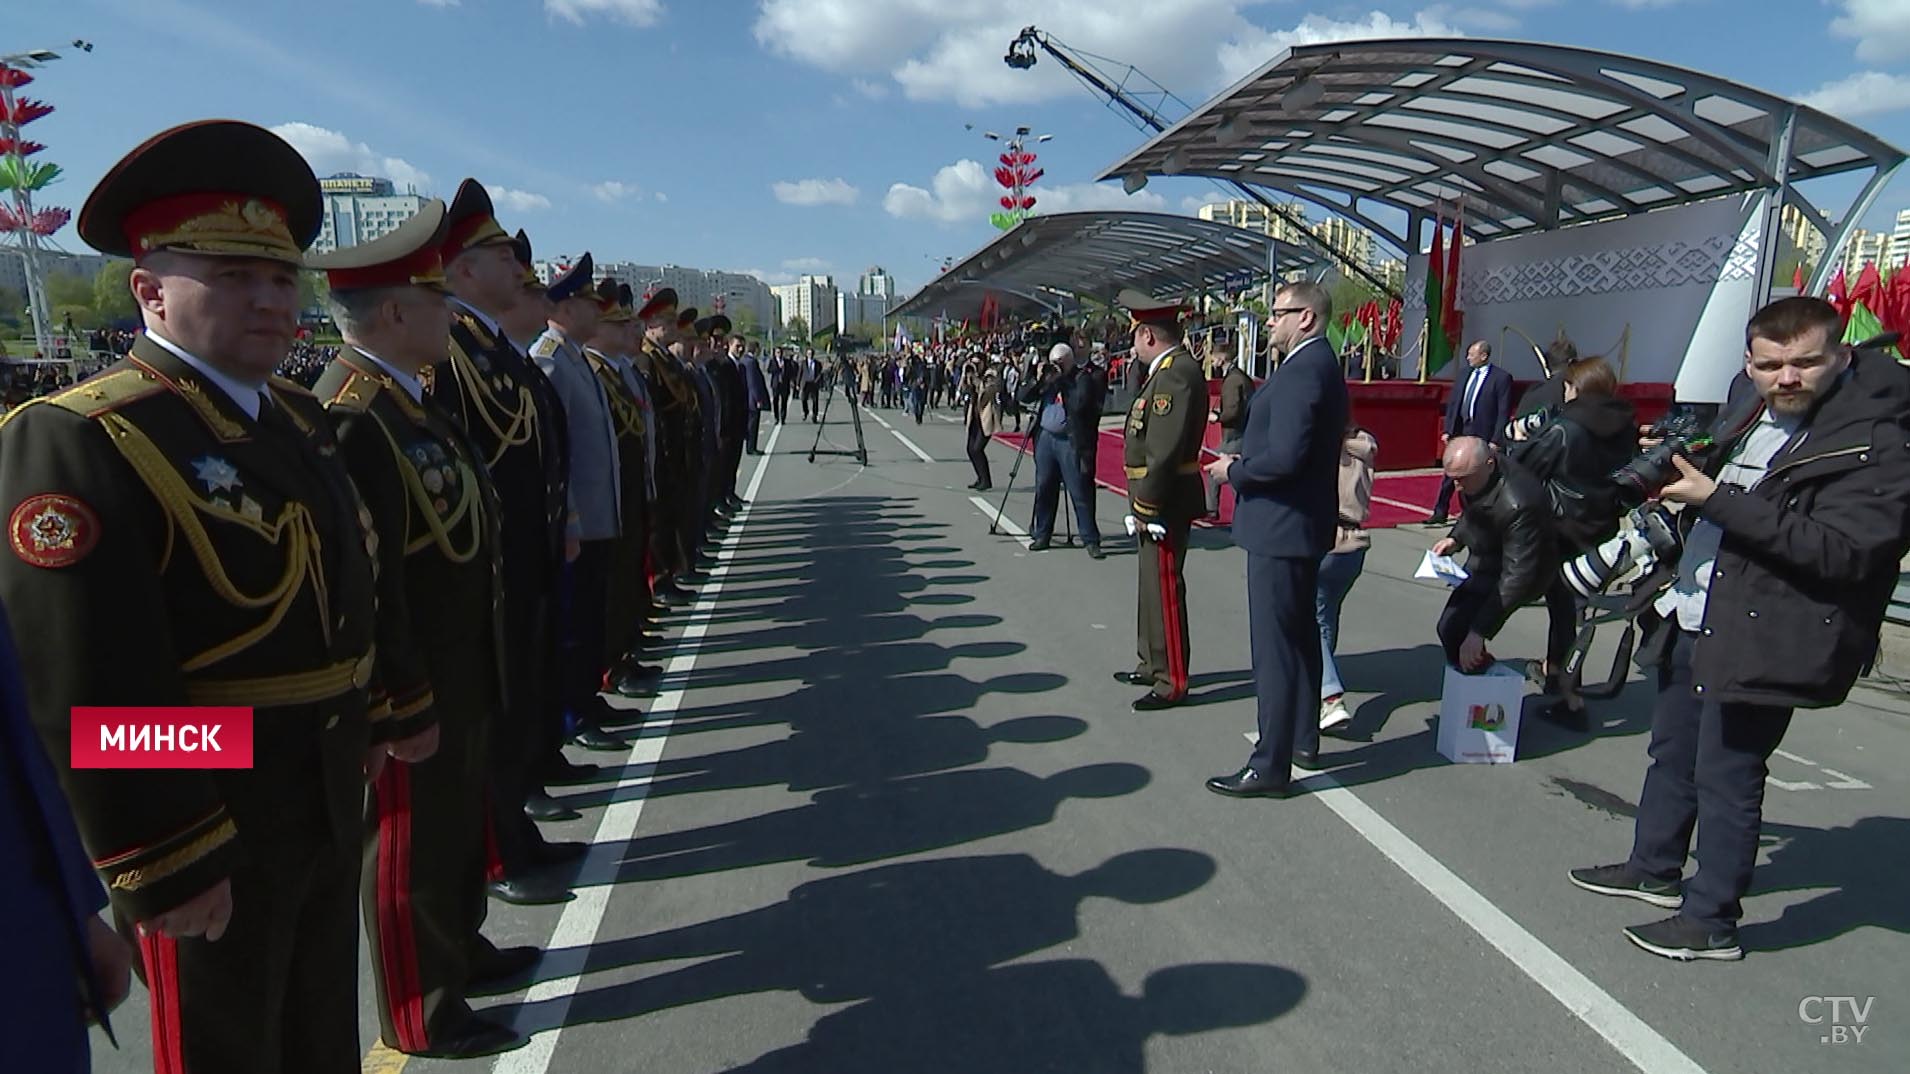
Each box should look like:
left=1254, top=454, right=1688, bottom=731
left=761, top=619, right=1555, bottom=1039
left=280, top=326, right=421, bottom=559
left=91, top=395, right=1906, bottom=1073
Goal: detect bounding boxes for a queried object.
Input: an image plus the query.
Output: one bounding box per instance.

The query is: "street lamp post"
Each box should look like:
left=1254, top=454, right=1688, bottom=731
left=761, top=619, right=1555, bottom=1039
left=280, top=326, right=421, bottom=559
left=0, top=46, right=76, bottom=360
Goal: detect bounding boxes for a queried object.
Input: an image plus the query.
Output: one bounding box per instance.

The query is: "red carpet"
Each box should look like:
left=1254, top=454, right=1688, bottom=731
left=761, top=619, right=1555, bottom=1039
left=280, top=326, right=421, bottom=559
left=989, top=430, right=1450, bottom=531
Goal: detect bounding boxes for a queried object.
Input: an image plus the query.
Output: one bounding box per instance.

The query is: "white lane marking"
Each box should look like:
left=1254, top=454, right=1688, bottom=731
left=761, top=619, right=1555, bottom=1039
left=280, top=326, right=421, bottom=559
left=1234, top=731, right=1707, bottom=1074
left=494, top=421, right=782, bottom=1074
left=969, top=495, right=1031, bottom=549
left=868, top=412, right=892, bottom=429
left=1372, top=494, right=1434, bottom=517
left=1767, top=778, right=1822, bottom=792
left=866, top=410, right=935, bottom=462
left=1769, top=748, right=1869, bottom=790
left=1773, top=749, right=1817, bottom=766
left=1819, top=768, right=1872, bottom=790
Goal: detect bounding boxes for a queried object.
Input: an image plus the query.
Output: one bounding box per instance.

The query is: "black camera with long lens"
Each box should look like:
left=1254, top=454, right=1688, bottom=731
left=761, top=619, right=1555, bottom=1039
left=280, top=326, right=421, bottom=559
left=1611, top=407, right=1714, bottom=507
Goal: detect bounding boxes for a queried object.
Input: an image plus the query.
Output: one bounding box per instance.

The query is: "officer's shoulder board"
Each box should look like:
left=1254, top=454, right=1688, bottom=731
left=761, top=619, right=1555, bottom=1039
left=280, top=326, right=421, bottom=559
left=324, top=369, right=382, bottom=414
left=454, top=308, right=498, bottom=349
left=529, top=334, right=561, bottom=361
left=39, top=368, right=169, bottom=421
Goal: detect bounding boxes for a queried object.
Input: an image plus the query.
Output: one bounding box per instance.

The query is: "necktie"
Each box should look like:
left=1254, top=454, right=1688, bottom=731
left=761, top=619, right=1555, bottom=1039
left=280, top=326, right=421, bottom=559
left=1465, top=367, right=1485, bottom=422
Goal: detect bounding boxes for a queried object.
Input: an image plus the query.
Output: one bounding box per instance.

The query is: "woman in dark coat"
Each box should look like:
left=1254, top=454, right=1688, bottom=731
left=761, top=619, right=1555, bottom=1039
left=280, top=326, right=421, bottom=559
left=1511, top=356, right=1636, bottom=728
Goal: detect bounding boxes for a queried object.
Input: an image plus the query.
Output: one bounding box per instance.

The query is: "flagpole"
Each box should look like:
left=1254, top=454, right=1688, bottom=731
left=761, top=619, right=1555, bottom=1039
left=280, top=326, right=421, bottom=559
left=1417, top=324, right=1429, bottom=384
left=1363, top=334, right=1374, bottom=383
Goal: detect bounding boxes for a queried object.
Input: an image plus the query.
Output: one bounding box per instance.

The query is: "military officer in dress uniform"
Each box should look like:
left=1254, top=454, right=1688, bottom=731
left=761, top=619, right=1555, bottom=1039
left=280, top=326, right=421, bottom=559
left=632, top=289, right=696, bottom=605
left=431, top=181, right=581, bottom=902
left=584, top=281, right=662, bottom=698
left=0, top=120, right=381, bottom=1074
left=531, top=255, right=631, bottom=750
left=1112, top=290, right=1209, bottom=711
left=308, top=201, right=528, bottom=1059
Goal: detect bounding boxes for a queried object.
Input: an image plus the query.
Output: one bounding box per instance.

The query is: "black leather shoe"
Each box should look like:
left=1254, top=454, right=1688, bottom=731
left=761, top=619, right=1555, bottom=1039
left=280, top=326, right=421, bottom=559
left=1028, top=538, right=1051, bottom=551
left=1131, top=692, right=1184, bottom=712
left=1293, top=749, right=1324, bottom=772
left=524, top=791, right=580, bottom=822
left=487, top=876, right=572, bottom=906
left=1112, top=671, right=1153, bottom=686
left=409, top=1016, right=524, bottom=1058
left=571, top=726, right=628, bottom=752
left=610, top=671, right=658, bottom=698
left=1206, top=766, right=1291, bottom=798
left=973, top=482, right=992, bottom=491
left=531, top=839, right=588, bottom=866
left=1086, top=543, right=1105, bottom=560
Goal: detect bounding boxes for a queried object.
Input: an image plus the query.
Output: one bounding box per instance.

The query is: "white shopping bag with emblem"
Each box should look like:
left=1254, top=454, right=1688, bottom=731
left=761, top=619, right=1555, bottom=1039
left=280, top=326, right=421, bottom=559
left=1435, top=663, right=1525, bottom=764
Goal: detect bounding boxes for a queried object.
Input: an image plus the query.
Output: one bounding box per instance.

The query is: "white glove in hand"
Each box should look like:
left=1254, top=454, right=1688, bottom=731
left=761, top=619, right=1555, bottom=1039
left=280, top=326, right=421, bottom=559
left=1144, top=522, right=1168, bottom=540
left=1124, top=514, right=1138, bottom=536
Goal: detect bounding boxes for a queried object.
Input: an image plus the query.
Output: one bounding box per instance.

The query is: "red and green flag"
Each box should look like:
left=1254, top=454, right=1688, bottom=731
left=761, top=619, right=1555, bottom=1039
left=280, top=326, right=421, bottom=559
left=1424, top=212, right=1453, bottom=374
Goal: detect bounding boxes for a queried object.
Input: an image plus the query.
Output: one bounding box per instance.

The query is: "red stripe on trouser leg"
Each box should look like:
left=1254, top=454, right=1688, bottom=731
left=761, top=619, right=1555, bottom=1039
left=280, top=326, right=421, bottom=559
left=1158, top=542, right=1186, bottom=696
left=138, top=930, right=187, bottom=1074
left=374, top=763, right=429, bottom=1051
left=482, top=797, right=505, bottom=884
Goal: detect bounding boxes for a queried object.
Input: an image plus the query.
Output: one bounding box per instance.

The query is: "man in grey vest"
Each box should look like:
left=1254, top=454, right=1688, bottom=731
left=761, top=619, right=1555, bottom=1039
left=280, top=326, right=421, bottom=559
left=530, top=253, right=627, bottom=752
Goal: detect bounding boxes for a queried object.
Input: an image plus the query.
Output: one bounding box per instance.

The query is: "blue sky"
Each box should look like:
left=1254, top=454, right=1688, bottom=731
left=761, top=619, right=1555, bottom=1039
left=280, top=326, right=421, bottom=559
left=9, top=0, right=1910, bottom=295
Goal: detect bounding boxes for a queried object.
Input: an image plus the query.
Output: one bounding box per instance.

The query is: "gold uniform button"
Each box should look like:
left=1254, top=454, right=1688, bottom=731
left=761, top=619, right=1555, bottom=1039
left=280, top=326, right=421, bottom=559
left=324, top=714, right=340, bottom=730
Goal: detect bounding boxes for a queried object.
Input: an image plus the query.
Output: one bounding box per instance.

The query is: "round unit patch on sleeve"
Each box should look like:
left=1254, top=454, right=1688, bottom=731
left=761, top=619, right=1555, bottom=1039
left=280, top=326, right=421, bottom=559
left=1152, top=394, right=1173, bottom=416
left=10, top=494, right=101, bottom=568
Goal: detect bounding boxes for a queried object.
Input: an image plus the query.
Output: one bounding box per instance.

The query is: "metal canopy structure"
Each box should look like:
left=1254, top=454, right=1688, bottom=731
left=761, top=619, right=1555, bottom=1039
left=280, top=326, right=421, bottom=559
left=891, top=210, right=1329, bottom=321
left=1095, top=37, right=1905, bottom=276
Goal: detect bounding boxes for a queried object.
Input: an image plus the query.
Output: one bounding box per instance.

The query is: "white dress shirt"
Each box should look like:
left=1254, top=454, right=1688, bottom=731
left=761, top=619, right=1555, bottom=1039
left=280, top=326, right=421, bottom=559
left=144, top=329, right=269, bottom=419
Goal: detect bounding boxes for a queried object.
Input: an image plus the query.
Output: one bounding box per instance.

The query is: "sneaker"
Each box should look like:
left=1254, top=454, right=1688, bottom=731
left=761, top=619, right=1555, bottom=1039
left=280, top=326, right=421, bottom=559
left=1319, top=697, right=1353, bottom=732
left=1622, top=915, right=1742, bottom=962
left=1568, top=863, right=1684, bottom=909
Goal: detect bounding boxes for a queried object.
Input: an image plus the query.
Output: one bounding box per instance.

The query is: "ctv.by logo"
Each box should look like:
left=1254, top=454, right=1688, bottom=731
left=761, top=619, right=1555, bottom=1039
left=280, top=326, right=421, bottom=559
left=1799, top=996, right=1874, bottom=1045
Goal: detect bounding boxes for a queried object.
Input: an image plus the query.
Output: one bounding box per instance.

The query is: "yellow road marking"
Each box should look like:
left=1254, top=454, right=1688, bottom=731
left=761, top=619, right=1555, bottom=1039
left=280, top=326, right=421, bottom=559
left=361, top=1040, right=409, bottom=1074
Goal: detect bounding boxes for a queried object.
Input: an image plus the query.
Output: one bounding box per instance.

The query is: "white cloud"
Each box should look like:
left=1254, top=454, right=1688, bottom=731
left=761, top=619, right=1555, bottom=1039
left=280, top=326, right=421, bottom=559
left=269, top=122, right=432, bottom=192
left=417, top=0, right=459, bottom=7
left=1799, top=70, right=1910, bottom=120
left=1181, top=195, right=1218, bottom=215
left=592, top=180, right=643, bottom=203
left=783, top=256, right=831, bottom=271
left=850, top=77, right=890, bottom=99
left=883, top=159, right=995, bottom=223
left=1423, top=4, right=1520, bottom=32
left=1218, top=11, right=1462, bottom=85
left=1832, top=0, right=1910, bottom=64
left=490, top=186, right=552, bottom=213
left=545, top=0, right=664, bottom=27
left=754, top=2, right=1460, bottom=108
left=739, top=267, right=798, bottom=285
left=1031, top=182, right=1167, bottom=214
left=772, top=177, right=861, bottom=206
left=654, top=192, right=669, bottom=203
left=1608, top=0, right=1685, bottom=8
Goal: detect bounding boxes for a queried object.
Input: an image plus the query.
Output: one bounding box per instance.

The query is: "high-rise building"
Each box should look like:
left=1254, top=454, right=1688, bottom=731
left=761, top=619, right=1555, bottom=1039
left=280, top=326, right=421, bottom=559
left=0, top=249, right=110, bottom=306
left=1778, top=203, right=1828, bottom=271
left=837, top=291, right=898, bottom=339
left=772, top=275, right=839, bottom=337
left=1840, top=228, right=1892, bottom=277
left=1891, top=208, right=1910, bottom=270
left=1313, top=217, right=1379, bottom=276
left=559, top=261, right=778, bottom=333
left=312, top=173, right=425, bottom=255
left=858, top=266, right=897, bottom=300
left=1375, top=257, right=1407, bottom=293
left=1197, top=198, right=1311, bottom=247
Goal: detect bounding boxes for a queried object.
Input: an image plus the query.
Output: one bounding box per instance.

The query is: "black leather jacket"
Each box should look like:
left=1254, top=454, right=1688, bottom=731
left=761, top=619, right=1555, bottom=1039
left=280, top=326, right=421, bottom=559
left=1450, top=452, right=1556, bottom=638
left=1512, top=394, right=1637, bottom=553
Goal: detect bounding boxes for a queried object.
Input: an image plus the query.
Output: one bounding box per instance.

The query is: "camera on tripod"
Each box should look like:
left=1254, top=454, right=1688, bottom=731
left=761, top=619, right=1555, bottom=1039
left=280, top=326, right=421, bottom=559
left=1612, top=407, right=1715, bottom=507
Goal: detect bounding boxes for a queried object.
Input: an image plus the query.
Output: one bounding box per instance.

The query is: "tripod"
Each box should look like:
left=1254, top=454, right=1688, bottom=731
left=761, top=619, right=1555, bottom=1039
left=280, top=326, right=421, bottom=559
left=809, top=374, right=870, bottom=466
left=988, top=425, right=1075, bottom=547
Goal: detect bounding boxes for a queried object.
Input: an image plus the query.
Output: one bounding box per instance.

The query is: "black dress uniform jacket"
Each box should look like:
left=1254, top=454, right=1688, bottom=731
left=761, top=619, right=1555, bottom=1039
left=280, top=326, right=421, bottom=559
left=1124, top=346, right=1210, bottom=526
left=0, top=335, right=379, bottom=920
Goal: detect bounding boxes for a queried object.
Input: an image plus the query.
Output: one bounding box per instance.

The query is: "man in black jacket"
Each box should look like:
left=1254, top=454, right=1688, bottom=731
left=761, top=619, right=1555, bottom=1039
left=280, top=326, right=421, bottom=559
left=1431, top=437, right=1555, bottom=672
left=1571, top=297, right=1910, bottom=962
left=1018, top=343, right=1105, bottom=557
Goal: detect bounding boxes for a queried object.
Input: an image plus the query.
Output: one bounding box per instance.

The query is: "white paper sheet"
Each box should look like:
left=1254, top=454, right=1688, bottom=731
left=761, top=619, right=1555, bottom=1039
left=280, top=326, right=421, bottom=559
left=1415, top=550, right=1470, bottom=587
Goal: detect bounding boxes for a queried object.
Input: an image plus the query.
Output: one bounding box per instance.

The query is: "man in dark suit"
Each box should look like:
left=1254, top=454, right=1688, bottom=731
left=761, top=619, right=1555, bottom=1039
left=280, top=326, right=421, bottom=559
left=741, top=342, right=770, bottom=453
left=1428, top=341, right=1512, bottom=523
left=1202, top=281, right=1350, bottom=798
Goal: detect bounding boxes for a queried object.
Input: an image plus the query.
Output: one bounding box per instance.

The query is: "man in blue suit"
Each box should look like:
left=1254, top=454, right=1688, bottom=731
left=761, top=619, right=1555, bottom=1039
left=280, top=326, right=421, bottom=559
left=741, top=341, right=770, bottom=454
left=1202, top=281, right=1350, bottom=798
left=0, top=599, right=131, bottom=1067
left=1428, top=341, right=1512, bottom=523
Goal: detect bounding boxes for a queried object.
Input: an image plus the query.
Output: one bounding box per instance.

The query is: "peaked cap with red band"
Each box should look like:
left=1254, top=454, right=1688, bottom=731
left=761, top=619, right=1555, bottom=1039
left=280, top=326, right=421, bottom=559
left=306, top=198, right=450, bottom=293
left=1117, top=288, right=1190, bottom=328
left=596, top=278, right=633, bottom=323
left=636, top=287, right=678, bottom=321
left=442, top=178, right=515, bottom=263
left=78, top=119, right=322, bottom=265
left=511, top=229, right=542, bottom=291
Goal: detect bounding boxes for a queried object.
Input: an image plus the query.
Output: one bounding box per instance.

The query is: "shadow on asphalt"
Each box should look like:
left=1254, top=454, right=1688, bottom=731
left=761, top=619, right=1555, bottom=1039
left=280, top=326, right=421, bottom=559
left=503, top=495, right=1302, bottom=1063
left=1742, top=815, right=1910, bottom=952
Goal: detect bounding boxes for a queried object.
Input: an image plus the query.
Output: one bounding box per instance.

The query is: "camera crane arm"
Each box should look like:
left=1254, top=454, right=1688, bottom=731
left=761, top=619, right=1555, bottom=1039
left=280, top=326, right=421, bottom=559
left=1004, top=26, right=1399, bottom=301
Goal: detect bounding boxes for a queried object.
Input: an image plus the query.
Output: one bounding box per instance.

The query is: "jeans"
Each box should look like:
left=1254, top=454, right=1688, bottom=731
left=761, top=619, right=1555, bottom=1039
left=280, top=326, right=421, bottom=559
left=1031, top=429, right=1101, bottom=545
left=1315, top=547, right=1367, bottom=698
left=1628, top=629, right=1793, bottom=930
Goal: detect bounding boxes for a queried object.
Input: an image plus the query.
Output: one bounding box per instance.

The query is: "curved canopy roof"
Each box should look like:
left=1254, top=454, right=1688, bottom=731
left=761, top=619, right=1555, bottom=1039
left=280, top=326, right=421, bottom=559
left=1096, top=38, right=1906, bottom=249
left=891, top=210, right=1328, bottom=321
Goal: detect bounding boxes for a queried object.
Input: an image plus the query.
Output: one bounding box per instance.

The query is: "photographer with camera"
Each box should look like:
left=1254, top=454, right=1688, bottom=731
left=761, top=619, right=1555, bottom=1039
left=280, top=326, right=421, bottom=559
left=1017, top=343, right=1105, bottom=557
left=1570, top=297, right=1910, bottom=962
left=1506, top=356, right=1637, bottom=729
left=1430, top=437, right=1556, bottom=673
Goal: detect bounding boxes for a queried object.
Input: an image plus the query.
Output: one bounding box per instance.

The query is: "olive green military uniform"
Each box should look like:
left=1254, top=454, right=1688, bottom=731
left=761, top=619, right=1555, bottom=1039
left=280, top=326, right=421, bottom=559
left=1124, top=345, right=1210, bottom=700
left=316, top=351, right=506, bottom=1052
left=0, top=337, right=381, bottom=1073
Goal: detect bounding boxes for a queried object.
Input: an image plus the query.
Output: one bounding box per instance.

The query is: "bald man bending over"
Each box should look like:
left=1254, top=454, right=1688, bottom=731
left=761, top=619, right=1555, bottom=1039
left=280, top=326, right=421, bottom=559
left=1430, top=436, right=1555, bottom=672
